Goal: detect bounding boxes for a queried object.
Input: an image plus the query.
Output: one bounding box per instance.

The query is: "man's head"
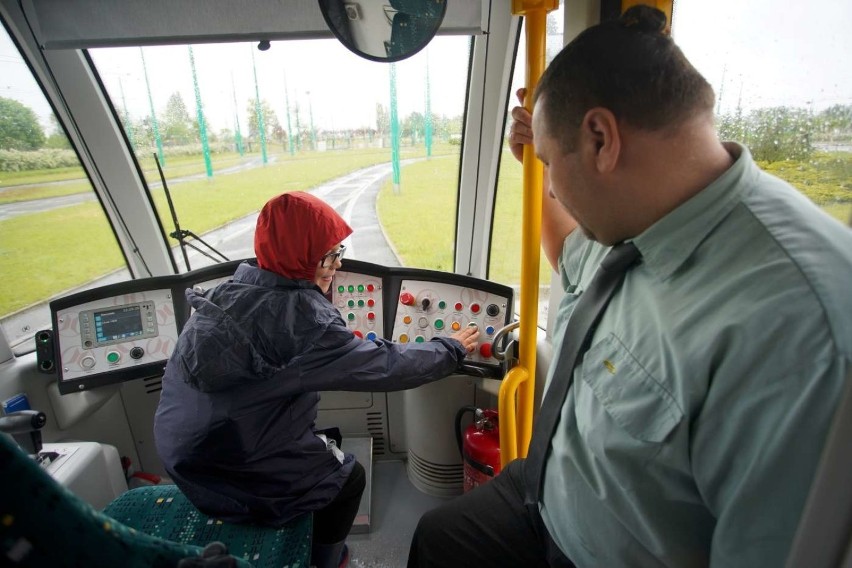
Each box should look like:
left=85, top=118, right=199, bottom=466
left=532, top=5, right=719, bottom=244
left=254, top=191, right=352, bottom=292
left=534, top=5, right=714, bottom=153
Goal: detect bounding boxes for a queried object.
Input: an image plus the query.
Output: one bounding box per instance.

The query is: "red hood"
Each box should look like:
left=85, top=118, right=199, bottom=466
left=254, top=191, right=353, bottom=281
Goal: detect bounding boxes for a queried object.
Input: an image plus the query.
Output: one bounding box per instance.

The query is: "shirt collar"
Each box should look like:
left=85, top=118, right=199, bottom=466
left=632, top=143, right=758, bottom=281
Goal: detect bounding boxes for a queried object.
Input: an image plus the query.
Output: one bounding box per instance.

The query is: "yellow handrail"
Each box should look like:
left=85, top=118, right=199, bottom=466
left=499, top=0, right=558, bottom=467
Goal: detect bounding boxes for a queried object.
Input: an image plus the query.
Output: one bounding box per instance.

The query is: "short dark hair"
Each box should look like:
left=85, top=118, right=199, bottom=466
left=534, top=5, right=715, bottom=150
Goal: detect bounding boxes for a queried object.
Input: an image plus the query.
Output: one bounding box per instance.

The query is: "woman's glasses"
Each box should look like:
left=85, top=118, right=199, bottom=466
left=319, top=245, right=346, bottom=268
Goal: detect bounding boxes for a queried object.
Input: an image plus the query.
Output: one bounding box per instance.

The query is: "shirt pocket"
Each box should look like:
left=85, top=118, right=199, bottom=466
left=578, top=333, right=683, bottom=444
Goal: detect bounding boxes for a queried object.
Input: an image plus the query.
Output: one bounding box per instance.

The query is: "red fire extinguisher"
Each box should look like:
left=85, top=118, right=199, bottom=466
left=455, top=406, right=501, bottom=492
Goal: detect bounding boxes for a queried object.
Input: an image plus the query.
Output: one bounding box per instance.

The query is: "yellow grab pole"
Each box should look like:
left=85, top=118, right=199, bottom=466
left=499, top=0, right=557, bottom=467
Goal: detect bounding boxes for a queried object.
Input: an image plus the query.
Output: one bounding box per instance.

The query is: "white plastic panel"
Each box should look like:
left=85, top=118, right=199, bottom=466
left=331, top=270, right=384, bottom=340
left=393, top=279, right=509, bottom=365
left=55, top=289, right=178, bottom=386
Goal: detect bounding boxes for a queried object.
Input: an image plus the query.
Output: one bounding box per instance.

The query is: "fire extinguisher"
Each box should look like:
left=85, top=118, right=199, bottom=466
left=455, top=406, right=501, bottom=492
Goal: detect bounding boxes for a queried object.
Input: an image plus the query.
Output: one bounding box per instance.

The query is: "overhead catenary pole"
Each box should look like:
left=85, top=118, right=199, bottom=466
left=140, top=48, right=165, bottom=166
left=231, top=75, right=244, bottom=156
left=118, top=77, right=136, bottom=151
left=251, top=47, right=268, bottom=164
left=307, top=91, right=317, bottom=151
left=424, top=51, right=433, bottom=158
left=284, top=72, right=295, bottom=155
left=389, top=62, right=401, bottom=194
left=188, top=46, right=213, bottom=178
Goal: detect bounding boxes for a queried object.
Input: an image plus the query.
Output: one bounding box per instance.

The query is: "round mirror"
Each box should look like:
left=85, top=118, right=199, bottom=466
left=318, top=0, right=447, bottom=63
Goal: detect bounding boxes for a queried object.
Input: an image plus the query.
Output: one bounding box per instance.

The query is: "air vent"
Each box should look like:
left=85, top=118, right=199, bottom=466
left=407, top=449, right=463, bottom=497
left=143, top=377, right=162, bottom=394
left=366, top=411, right=386, bottom=455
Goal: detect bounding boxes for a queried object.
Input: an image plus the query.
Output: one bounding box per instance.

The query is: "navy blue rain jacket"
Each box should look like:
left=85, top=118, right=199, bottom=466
left=154, top=261, right=466, bottom=526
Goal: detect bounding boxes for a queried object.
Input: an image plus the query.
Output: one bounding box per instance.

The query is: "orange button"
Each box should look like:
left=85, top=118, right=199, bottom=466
left=399, top=334, right=409, bottom=343
left=451, top=322, right=461, bottom=331
left=403, top=315, right=412, bottom=324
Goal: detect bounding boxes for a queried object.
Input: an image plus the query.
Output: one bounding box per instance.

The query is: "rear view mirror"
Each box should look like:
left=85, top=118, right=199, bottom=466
left=318, top=0, right=447, bottom=62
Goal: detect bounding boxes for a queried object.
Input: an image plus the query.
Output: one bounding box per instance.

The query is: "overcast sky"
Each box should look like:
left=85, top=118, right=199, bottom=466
left=1, top=0, right=850, bottom=134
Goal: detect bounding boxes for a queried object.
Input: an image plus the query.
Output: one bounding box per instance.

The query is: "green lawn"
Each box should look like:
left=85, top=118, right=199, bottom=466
left=0, top=145, right=849, bottom=318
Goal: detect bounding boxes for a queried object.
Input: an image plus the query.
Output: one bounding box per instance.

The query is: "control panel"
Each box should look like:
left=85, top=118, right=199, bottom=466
left=330, top=269, right=384, bottom=341
left=48, top=258, right=514, bottom=393
left=54, top=287, right=179, bottom=394
left=394, top=280, right=509, bottom=366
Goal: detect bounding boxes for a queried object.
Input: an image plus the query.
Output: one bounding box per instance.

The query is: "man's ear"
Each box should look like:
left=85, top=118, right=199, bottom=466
left=580, top=108, right=620, bottom=173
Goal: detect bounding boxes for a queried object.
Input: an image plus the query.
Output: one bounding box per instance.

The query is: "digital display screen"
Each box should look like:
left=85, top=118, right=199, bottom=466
left=94, top=306, right=144, bottom=343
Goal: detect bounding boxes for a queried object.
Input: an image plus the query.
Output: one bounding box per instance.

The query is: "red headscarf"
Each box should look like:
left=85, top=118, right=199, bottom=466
left=254, top=191, right=353, bottom=281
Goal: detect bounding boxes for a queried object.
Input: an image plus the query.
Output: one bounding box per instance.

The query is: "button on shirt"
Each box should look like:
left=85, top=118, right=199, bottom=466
left=539, top=143, right=852, bottom=568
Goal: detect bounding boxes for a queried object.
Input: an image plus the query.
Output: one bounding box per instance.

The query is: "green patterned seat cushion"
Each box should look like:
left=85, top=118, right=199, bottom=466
left=0, top=434, right=214, bottom=567
left=103, top=485, right=312, bottom=568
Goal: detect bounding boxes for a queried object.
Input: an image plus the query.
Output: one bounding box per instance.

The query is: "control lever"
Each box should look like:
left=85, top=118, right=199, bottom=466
left=0, top=410, right=47, bottom=456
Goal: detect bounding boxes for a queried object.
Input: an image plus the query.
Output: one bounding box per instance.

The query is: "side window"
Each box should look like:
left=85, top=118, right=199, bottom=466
left=0, top=25, right=128, bottom=351
left=673, top=1, right=852, bottom=226
left=89, top=36, right=471, bottom=273
left=490, top=7, right=564, bottom=322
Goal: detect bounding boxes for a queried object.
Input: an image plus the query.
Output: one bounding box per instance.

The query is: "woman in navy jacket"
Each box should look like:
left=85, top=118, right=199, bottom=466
left=154, top=191, right=479, bottom=568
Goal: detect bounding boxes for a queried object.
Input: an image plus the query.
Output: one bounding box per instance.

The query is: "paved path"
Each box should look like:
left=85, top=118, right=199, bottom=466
left=0, top=159, right=404, bottom=345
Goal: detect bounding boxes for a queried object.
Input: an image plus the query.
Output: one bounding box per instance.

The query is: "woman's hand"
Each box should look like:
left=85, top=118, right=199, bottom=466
left=450, top=325, right=480, bottom=354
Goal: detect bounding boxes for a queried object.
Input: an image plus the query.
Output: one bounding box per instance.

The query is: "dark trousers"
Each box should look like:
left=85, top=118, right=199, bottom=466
left=407, top=459, right=575, bottom=568
left=313, top=460, right=366, bottom=544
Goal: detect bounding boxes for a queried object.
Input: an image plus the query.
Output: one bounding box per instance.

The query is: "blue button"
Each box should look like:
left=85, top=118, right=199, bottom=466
left=486, top=326, right=495, bottom=335
left=366, top=332, right=377, bottom=341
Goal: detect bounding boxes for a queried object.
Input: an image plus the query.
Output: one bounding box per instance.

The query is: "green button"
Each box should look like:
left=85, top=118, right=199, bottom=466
left=358, top=299, right=365, bottom=307
left=434, top=319, right=444, bottom=330
left=347, top=313, right=355, bottom=321
left=358, top=284, right=365, bottom=292
left=107, top=352, right=120, bottom=363
left=348, top=300, right=355, bottom=308
left=338, top=285, right=345, bottom=293
left=415, top=336, right=425, bottom=343
left=438, top=301, right=446, bottom=309
left=348, top=285, right=355, bottom=293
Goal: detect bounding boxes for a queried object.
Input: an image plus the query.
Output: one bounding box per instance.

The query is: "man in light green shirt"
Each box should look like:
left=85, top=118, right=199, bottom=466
left=541, top=140, right=852, bottom=567
left=408, top=6, right=852, bottom=567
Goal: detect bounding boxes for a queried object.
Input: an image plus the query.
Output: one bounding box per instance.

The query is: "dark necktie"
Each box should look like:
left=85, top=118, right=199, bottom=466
left=525, top=241, right=642, bottom=505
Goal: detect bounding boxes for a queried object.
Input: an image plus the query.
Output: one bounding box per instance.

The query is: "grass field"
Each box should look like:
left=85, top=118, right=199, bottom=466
left=0, top=146, right=849, bottom=317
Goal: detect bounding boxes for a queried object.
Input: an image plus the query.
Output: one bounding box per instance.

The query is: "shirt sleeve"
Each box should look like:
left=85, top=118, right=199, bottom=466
left=288, top=320, right=468, bottom=392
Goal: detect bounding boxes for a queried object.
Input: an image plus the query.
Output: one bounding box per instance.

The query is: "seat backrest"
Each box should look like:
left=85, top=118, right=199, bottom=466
left=0, top=432, right=247, bottom=567
left=785, top=367, right=852, bottom=567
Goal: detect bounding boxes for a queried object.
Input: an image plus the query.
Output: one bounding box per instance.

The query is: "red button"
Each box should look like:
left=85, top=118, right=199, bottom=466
left=367, top=284, right=375, bottom=292
left=353, top=330, right=364, bottom=338
left=400, top=292, right=415, bottom=306
left=454, top=302, right=463, bottom=311
left=367, top=298, right=375, bottom=307
left=367, top=312, right=375, bottom=320
left=479, top=343, right=492, bottom=358
left=471, top=303, right=481, bottom=314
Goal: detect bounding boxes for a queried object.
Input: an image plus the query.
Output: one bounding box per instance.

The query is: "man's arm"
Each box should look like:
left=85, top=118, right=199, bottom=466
left=508, top=88, right=577, bottom=272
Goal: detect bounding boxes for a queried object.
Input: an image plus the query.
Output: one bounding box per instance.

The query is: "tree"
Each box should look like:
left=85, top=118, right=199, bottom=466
left=161, top=92, right=194, bottom=145
left=45, top=114, right=70, bottom=149
left=376, top=103, right=390, bottom=137
left=246, top=99, right=282, bottom=143
left=0, top=97, right=45, bottom=150
left=717, top=105, right=814, bottom=163
left=815, top=104, right=852, bottom=143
